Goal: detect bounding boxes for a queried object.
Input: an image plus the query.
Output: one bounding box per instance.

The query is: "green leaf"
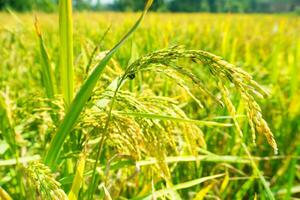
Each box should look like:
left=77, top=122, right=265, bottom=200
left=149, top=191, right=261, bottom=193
left=134, top=174, right=224, bottom=200
left=35, top=17, right=57, bottom=99
left=116, top=111, right=233, bottom=127
left=0, top=155, right=40, bottom=167
left=242, top=143, right=275, bottom=200
left=59, top=0, right=74, bottom=108
left=0, top=93, right=16, bottom=154
left=44, top=0, right=154, bottom=169
left=68, top=153, right=86, bottom=200
left=0, top=186, right=13, bottom=200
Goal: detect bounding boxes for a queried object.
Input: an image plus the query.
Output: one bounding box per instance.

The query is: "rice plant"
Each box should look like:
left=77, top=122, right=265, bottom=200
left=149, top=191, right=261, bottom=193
left=0, top=1, right=299, bottom=200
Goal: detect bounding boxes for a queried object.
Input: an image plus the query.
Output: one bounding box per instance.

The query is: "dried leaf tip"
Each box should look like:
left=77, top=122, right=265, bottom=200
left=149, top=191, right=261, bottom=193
left=34, top=16, right=41, bottom=37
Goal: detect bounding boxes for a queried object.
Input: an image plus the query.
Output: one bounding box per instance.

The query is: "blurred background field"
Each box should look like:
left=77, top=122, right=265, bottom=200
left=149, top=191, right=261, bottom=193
left=0, top=0, right=300, bottom=199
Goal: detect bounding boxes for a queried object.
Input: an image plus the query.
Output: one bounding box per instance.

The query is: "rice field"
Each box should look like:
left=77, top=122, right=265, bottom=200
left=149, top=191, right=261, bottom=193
left=0, top=2, right=300, bottom=200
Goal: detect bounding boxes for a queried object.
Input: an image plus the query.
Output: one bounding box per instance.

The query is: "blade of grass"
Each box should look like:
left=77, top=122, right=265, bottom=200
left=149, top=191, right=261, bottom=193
left=0, top=91, right=25, bottom=198
left=0, top=186, right=13, bottom=200
left=59, top=0, right=74, bottom=108
left=242, top=143, right=275, bottom=200
left=134, top=174, right=224, bottom=200
left=34, top=17, right=57, bottom=99
left=68, top=153, right=86, bottom=200
left=0, top=155, right=40, bottom=167
left=234, top=177, right=255, bottom=199
left=0, top=91, right=16, bottom=155
left=99, top=183, right=113, bottom=200
left=85, top=25, right=111, bottom=76
left=115, top=111, right=232, bottom=127
left=276, top=185, right=300, bottom=196
left=285, top=145, right=300, bottom=199
left=290, top=39, right=299, bottom=97
left=44, top=0, right=154, bottom=169
left=136, top=155, right=250, bottom=167
left=128, top=42, right=139, bottom=92
left=58, top=0, right=74, bottom=175
left=193, top=182, right=215, bottom=200
left=6, top=8, right=23, bottom=26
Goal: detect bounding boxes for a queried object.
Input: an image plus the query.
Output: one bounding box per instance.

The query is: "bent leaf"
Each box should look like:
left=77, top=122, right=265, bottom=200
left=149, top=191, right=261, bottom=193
left=44, top=0, right=153, bottom=169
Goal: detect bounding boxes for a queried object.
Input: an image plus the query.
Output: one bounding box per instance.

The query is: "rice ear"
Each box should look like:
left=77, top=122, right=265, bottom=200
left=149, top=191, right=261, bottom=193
left=24, top=162, right=68, bottom=200
left=122, top=46, right=277, bottom=153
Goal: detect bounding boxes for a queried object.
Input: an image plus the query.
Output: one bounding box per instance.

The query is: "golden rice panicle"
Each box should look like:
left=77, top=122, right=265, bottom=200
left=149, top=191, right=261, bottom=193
left=24, top=162, right=68, bottom=200
left=217, top=81, right=243, bottom=138
left=124, top=46, right=277, bottom=153
left=241, top=92, right=278, bottom=154
left=207, top=53, right=278, bottom=154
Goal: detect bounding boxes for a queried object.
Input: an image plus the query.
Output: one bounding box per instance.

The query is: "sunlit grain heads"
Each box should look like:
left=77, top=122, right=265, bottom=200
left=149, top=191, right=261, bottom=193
left=24, top=162, right=68, bottom=200
left=123, top=46, right=277, bottom=153
left=44, top=0, right=154, bottom=169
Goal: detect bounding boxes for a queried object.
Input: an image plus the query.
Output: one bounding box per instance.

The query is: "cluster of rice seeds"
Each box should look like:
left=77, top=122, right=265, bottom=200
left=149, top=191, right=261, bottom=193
left=117, top=91, right=205, bottom=156
left=208, top=57, right=278, bottom=154
left=217, top=81, right=243, bottom=142
left=109, top=114, right=145, bottom=159
left=239, top=87, right=278, bottom=154
left=141, top=95, right=207, bottom=154
left=124, top=46, right=278, bottom=153
left=23, top=162, right=67, bottom=200
left=79, top=89, right=205, bottom=178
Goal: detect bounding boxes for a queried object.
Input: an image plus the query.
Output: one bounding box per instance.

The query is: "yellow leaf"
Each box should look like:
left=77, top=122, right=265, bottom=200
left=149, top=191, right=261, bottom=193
left=68, top=153, right=86, bottom=200
left=220, top=170, right=229, bottom=193
left=0, top=187, right=13, bottom=200
left=193, top=183, right=215, bottom=200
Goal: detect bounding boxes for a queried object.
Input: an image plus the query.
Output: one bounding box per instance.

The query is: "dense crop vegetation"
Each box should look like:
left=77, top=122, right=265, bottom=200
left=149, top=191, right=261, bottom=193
left=0, top=1, right=300, bottom=199
left=2, top=0, right=300, bottom=13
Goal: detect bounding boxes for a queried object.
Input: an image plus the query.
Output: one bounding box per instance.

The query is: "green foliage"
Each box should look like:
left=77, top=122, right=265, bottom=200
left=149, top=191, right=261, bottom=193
left=59, top=0, right=74, bottom=109
left=2, top=0, right=300, bottom=13
left=169, top=0, right=201, bottom=12
left=2, top=0, right=34, bottom=11
left=35, top=18, right=57, bottom=99
left=44, top=0, right=153, bottom=169
left=295, top=6, right=300, bottom=15
left=0, top=0, right=56, bottom=12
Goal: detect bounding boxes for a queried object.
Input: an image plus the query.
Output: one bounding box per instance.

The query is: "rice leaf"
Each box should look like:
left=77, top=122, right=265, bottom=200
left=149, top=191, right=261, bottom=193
left=116, top=111, right=232, bottom=127
left=0, top=187, right=13, bottom=200
left=193, top=182, right=215, bottom=200
left=0, top=92, right=16, bottom=154
left=44, top=0, right=153, bottom=168
left=134, top=174, right=224, bottom=200
left=220, top=170, right=229, bottom=193
left=68, top=153, right=86, bottom=200
left=35, top=17, right=57, bottom=99
left=0, top=155, right=40, bottom=167
left=242, top=143, right=275, bottom=200
left=59, top=0, right=74, bottom=108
